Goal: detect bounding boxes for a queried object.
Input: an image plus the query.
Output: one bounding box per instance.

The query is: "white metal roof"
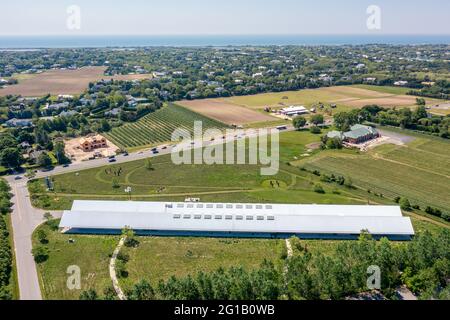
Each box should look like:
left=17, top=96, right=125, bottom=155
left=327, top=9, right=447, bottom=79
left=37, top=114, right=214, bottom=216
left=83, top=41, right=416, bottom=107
left=60, top=201, right=415, bottom=236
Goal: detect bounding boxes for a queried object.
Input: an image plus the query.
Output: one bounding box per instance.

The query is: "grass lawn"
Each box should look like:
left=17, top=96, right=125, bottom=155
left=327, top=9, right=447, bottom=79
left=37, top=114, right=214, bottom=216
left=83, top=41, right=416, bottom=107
left=32, top=222, right=119, bottom=300
left=119, top=237, right=284, bottom=291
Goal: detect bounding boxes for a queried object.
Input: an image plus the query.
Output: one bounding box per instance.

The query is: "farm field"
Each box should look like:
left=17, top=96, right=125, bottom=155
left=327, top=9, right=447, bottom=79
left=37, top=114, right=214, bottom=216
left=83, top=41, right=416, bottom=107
left=298, top=132, right=450, bottom=213
left=0, top=66, right=152, bottom=97
left=119, top=237, right=284, bottom=291
left=176, top=99, right=278, bottom=125
left=221, top=85, right=444, bottom=110
left=104, top=103, right=228, bottom=149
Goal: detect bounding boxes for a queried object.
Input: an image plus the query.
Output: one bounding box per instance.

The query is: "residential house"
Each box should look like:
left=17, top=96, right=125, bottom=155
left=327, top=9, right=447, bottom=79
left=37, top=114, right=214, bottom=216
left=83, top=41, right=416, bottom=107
left=79, top=135, right=108, bottom=152
left=3, top=118, right=33, bottom=128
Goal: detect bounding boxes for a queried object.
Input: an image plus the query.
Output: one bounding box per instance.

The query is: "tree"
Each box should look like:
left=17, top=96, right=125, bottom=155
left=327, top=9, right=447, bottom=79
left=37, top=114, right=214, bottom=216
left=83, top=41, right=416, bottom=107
left=416, top=98, right=426, bottom=107
left=334, top=111, right=358, bottom=131
left=34, top=126, right=50, bottom=148
left=0, top=147, right=24, bottom=169
left=37, top=229, right=48, bottom=244
left=79, top=289, right=98, bottom=300
left=32, top=245, right=49, bottom=263
left=399, top=197, right=412, bottom=211
left=100, top=119, right=111, bottom=132
left=145, top=159, right=154, bottom=171
left=293, top=116, right=307, bottom=130
left=54, top=141, right=69, bottom=165
left=310, top=126, right=321, bottom=134
left=413, top=105, right=428, bottom=121
left=37, top=152, right=52, bottom=168
left=112, top=178, right=120, bottom=189
left=128, top=280, right=155, bottom=300
left=310, top=114, right=324, bottom=126
left=314, top=184, right=325, bottom=194
left=326, top=137, right=342, bottom=149
left=122, top=227, right=139, bottom=247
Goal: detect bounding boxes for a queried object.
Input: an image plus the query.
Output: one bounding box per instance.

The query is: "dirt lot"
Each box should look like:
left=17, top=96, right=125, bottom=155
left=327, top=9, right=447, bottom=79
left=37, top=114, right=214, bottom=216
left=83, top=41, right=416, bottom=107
left=0, top=66, right=152, bottom=97
left=177, top=99, right=277, bottom=125
left=65, top=135, right=120, bottom=163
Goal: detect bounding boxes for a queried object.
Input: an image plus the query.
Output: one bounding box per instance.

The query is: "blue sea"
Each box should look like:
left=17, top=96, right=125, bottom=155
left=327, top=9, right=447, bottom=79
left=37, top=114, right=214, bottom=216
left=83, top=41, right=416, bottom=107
left=0, top=35, right=449, bottom=49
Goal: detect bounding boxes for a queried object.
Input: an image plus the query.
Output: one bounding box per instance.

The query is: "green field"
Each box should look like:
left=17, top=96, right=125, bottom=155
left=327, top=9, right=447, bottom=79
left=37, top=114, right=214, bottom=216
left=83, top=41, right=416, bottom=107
left=29, top=131, right=377, bottom=210
left=104, top=103, right=228, bottom=150
left=223, top=85, right=416, bottom=108
left=119, top=237, right=284, bottom=291
left=32, top=222, right=119, bottom=300
left=299, top=132, right=450, bottom=213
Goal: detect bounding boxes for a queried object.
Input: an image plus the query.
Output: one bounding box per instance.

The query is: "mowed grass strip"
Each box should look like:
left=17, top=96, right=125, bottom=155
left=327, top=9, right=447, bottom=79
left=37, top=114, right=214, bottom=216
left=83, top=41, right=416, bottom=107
left=119, top=237, right=284, bottom=291
left=104, top=104, right=228, bottom=149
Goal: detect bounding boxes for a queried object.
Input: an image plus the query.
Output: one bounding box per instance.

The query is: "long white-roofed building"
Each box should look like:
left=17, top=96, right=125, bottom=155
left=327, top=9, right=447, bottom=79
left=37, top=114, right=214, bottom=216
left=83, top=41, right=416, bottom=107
left=59, top=201, right=415, bottom=240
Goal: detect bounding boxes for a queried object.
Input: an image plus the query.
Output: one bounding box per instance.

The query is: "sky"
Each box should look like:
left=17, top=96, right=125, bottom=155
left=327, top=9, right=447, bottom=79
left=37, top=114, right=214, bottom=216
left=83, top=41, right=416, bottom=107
left=1, top=0, right=449, bottom=36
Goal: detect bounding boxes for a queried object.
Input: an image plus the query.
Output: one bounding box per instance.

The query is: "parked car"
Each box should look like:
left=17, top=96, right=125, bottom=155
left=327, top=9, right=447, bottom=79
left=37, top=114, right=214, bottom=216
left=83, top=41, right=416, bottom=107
left=108, top=159, right=117, bottom=163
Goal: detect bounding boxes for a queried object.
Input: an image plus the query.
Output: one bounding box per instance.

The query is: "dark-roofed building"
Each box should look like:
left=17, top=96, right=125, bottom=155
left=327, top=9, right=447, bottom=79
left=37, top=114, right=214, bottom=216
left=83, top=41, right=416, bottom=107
left=343, top=125, right=380, bottom=144
left=327, top=124, right=379, bottom=144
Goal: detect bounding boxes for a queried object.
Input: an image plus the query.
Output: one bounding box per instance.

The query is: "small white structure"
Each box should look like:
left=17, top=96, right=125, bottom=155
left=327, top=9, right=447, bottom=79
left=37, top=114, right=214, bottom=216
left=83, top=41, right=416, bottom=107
left=59, top=201, right=415, bottom=240
left=278, top=106, right=309, bottom=117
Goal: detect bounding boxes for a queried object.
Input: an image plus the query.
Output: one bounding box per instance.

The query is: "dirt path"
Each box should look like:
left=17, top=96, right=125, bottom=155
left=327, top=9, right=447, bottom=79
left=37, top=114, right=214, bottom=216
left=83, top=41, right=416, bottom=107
left=109, top=237, right=127, bottom=300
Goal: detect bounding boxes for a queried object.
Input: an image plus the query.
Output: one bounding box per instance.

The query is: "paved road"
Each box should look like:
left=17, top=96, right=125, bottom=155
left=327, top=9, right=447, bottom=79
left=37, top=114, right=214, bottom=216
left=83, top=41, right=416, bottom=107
left=6, top=176, right=62, bottom=300
left=6, top=125, right=294, bottom=300
left=32, top=125, right=295, bottom=180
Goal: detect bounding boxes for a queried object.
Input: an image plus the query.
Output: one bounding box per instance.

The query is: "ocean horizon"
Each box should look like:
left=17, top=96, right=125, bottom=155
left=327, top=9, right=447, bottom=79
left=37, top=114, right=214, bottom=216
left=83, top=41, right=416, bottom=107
left=0, top=34, right=449, bottom=49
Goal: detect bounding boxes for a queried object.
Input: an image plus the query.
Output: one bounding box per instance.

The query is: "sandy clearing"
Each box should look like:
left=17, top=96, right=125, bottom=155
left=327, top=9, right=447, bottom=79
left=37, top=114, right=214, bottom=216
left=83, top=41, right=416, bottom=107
left=0, top=66, right=152, bottom=97
left=177, top=99, right=277, bottom=125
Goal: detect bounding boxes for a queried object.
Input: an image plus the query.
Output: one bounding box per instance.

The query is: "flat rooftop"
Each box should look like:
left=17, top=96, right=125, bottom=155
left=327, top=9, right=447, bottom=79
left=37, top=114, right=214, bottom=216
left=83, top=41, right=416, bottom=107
left=59, top=201, right=415, bottom=240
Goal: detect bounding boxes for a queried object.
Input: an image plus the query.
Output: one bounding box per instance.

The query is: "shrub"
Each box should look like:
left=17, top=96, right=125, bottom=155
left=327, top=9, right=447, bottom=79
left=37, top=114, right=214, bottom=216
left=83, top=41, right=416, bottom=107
left=399, top=197, right=412, bottom=211
left=314, top=184, right=325, bottom=194
left=37, top=229, right=48, bottom=244
left=310, top=126, right=321, bottom=134
left=32, top=245, right=49, bottom=263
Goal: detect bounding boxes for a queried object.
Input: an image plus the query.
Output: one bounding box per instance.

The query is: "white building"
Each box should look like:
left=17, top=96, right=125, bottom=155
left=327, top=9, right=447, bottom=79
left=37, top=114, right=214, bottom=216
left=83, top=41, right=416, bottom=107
left=278, top=106, right=309, bottom=117
left=59, top=201, right=415, bottom=240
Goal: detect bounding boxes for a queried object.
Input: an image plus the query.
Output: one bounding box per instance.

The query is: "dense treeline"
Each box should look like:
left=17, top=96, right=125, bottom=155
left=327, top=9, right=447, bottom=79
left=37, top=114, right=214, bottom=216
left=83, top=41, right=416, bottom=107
left=408, top=80, right=449, bottom=100
left=333, top=105, right=449, bottom=138
left=81, top=230, right=450, bottom=300
left=0, top=179, right=13, bottom=300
